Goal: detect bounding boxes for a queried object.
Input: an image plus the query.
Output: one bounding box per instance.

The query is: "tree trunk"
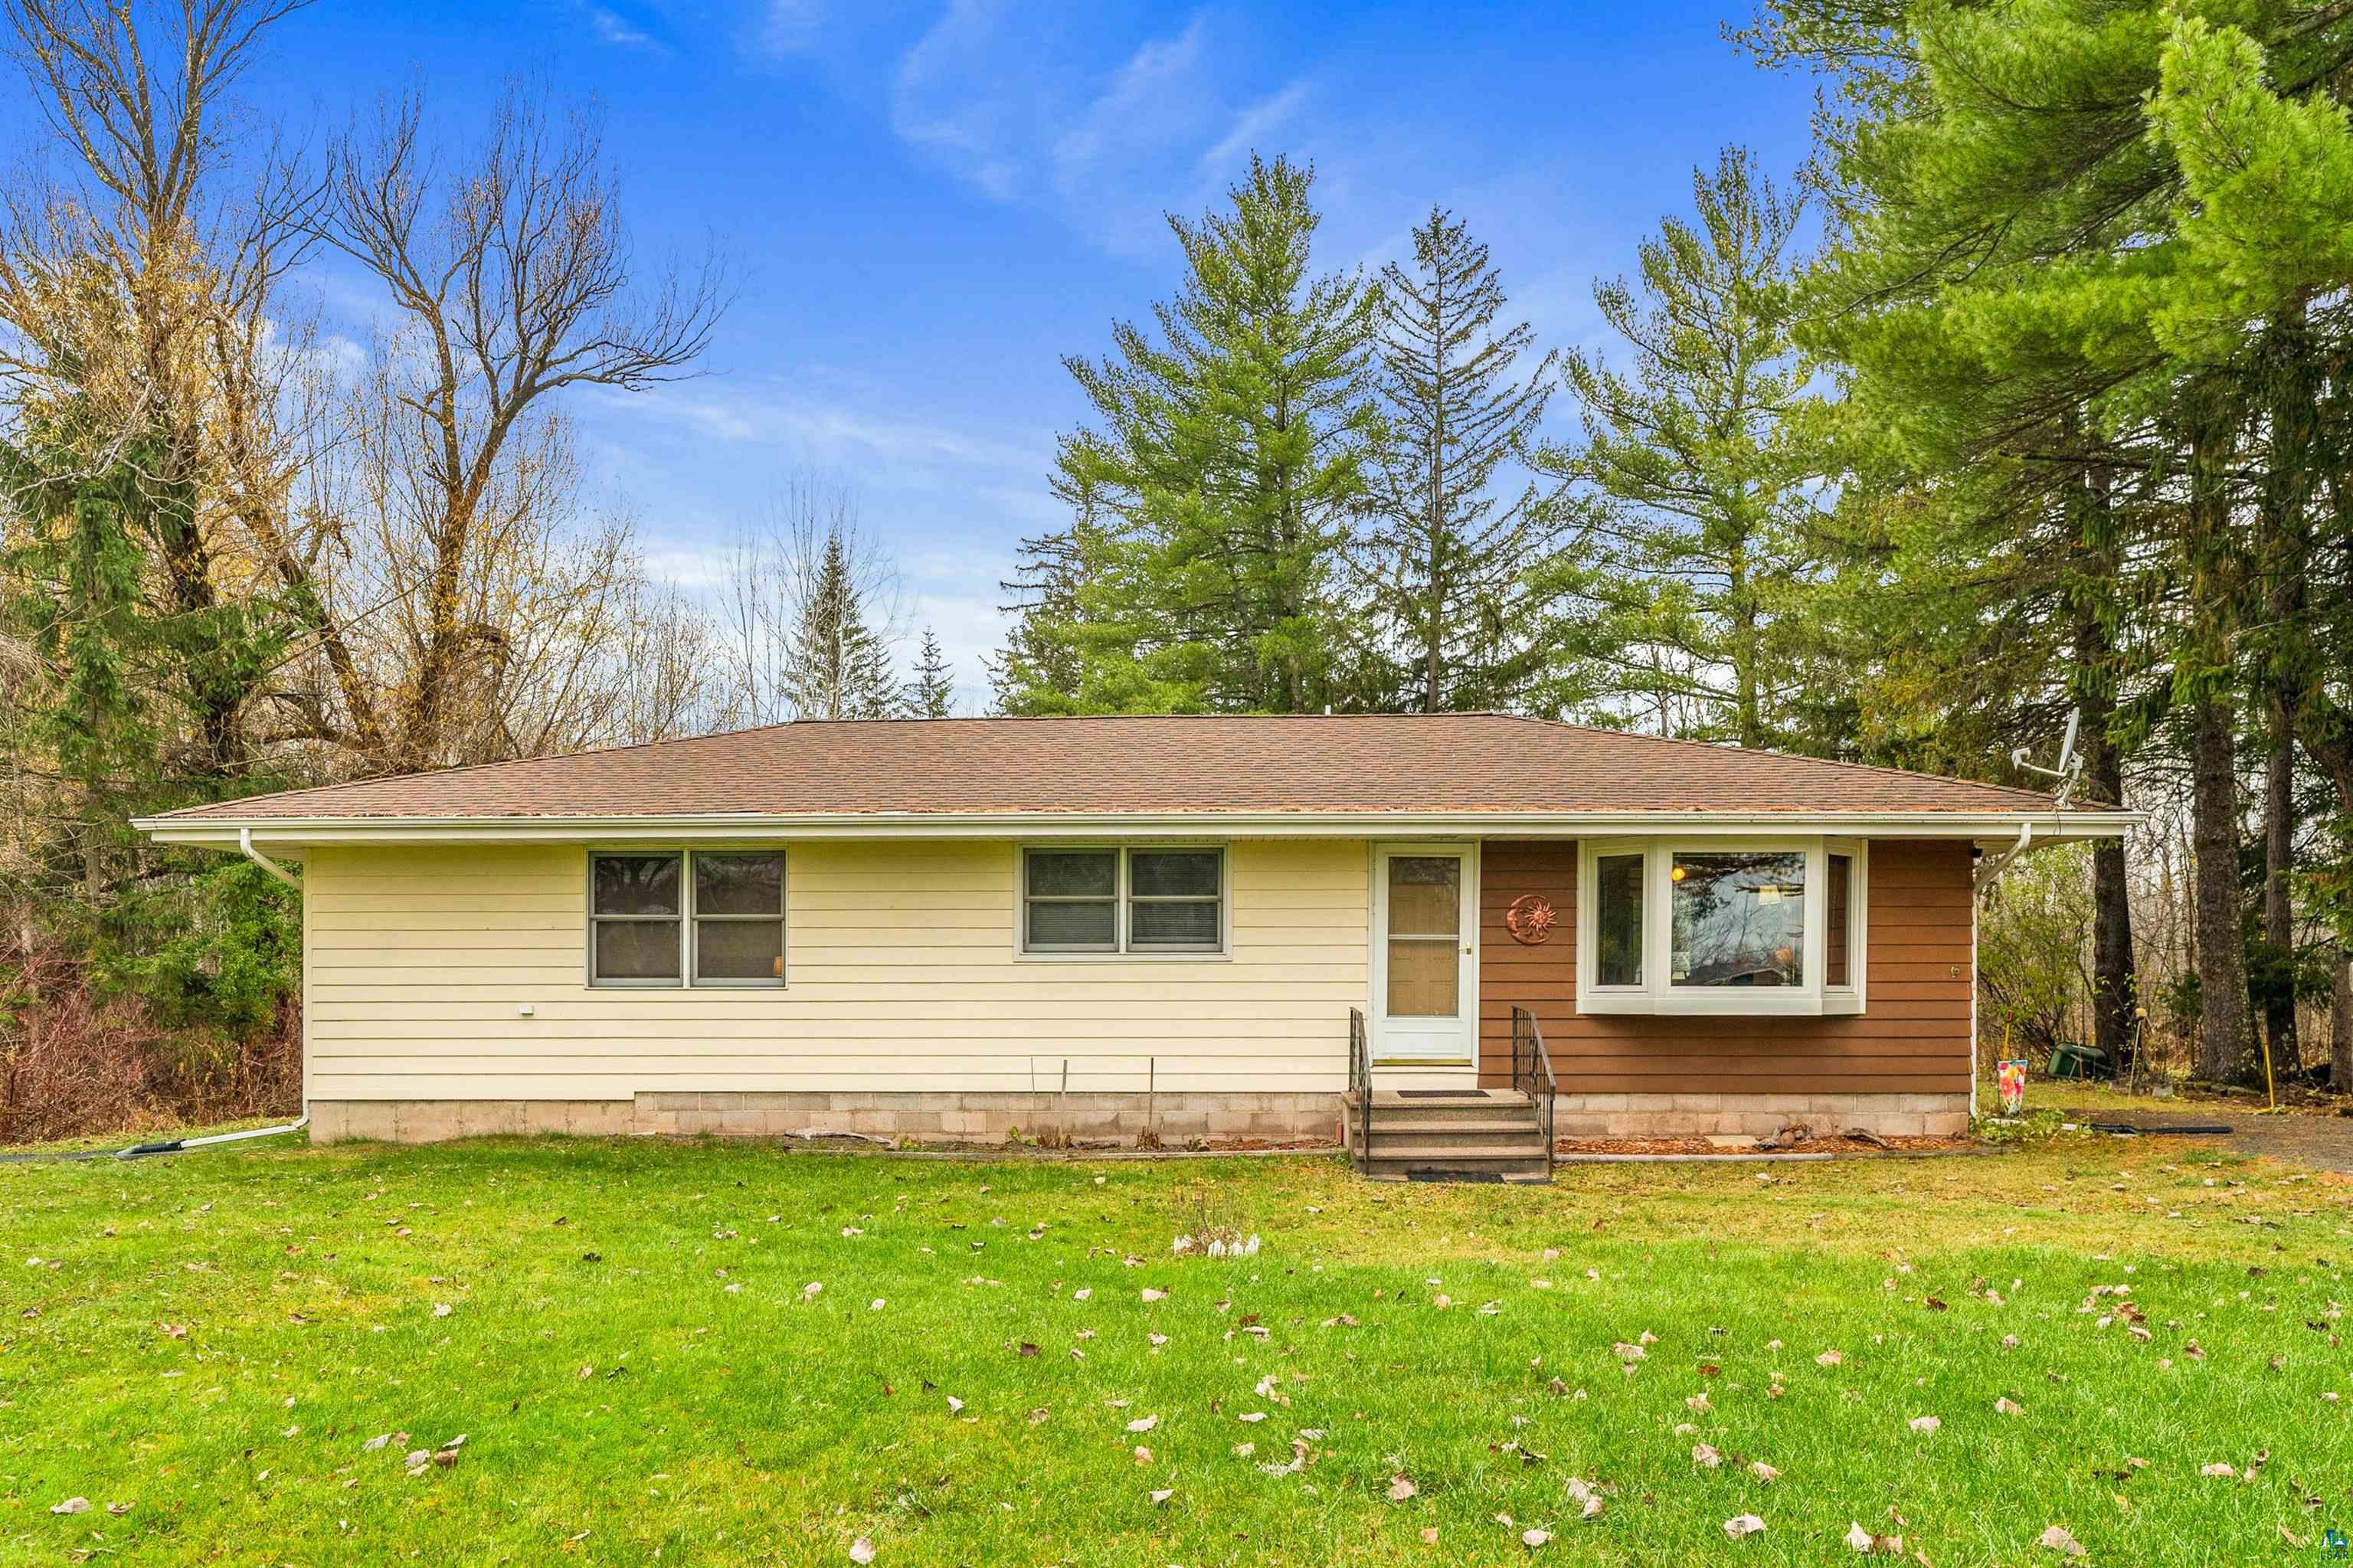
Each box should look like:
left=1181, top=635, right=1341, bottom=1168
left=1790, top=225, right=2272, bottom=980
left=2086, top=748, right=2135, bottom=1067
left=2334, top=948, right=2353, bottom=1092
left=2256, top=298, right=2315, bottom=1076
left=2067, top=430, right=2135, bottom=1068
left=2262, top=722, right=2299, bottom=1069
left=2190, top=692, right=2255, bottom=1084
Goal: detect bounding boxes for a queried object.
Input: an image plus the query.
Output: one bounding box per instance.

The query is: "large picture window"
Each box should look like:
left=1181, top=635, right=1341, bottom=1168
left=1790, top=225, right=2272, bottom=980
left=1578, top=839, right=1865, bottom=1015
left=1023, top=846, right=1226, bottom=956
left=590, top=850, right=785, bottom=987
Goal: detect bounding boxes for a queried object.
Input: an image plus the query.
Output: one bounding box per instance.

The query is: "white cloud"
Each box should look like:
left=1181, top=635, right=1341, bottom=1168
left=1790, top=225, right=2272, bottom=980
left=1196, top=80, right=1309, bottom=178
left=587, top=5, right=662, bottom=51
left=1051, top=17, right=1211, bottom=194
left=890, top=0, right=1026, bottom=200
left=620, top=379, right=1043, bottom=476
left=882, top=7, right=1323, bottom=254
left=760, top=0, right=824, bottom=57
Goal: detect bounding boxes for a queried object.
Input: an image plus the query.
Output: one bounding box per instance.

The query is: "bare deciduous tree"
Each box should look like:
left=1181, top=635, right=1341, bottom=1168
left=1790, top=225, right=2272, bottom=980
left=306, top=80, right=727, bottom=771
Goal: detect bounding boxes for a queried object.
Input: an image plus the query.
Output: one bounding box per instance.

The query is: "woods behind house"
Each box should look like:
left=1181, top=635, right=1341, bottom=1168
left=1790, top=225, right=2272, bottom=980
left=3, top=0, right=2349, bottom=1138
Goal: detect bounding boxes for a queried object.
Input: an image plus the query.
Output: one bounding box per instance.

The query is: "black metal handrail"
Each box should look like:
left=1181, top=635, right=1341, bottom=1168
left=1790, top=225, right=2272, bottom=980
left=1510, top=1006, right=1557, bottom=1171
left=1347, top=1006, right=1372, bottom=1169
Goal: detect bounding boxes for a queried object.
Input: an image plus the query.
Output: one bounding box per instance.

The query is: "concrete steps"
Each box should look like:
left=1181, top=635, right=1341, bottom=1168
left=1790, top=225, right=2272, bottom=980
left=1346, top=1088, right=1551, bottom=1183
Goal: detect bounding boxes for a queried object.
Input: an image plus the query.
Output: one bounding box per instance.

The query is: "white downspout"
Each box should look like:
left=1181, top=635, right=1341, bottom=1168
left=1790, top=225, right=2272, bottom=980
left=240, top=827, right=301, bottom=889
left=164, top=827, right=313, bottom=1151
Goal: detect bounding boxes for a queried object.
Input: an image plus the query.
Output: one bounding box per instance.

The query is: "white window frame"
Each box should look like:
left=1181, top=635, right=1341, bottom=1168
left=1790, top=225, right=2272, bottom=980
left=586, top=849, right=787, bottom=990
left=1576, top=836, right=1866, bottom=1016
left=1016, top=843, right=1230, bottom=961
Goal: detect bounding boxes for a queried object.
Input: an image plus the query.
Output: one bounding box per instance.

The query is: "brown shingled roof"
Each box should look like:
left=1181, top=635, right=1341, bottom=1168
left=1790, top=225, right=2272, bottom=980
left=152, top=713, right=2107, bottom=824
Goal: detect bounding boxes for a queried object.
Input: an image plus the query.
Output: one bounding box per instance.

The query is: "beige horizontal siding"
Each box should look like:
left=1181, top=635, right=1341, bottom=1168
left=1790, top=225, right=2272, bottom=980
left=303, top=839, right=1370, bottom=1100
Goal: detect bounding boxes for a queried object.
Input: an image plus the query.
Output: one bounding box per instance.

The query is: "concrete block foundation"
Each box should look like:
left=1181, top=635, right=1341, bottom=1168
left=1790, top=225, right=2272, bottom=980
left=305, top=1088, right=1968, bottom=1145
left=1545, top=1090, right=1970, bottom=1139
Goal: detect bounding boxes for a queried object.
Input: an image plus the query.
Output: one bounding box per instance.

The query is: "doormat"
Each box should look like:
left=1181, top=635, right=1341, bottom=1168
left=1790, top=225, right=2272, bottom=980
left=1406, top=1168, right=1504, bottom=1183
left=1395, top=1089, right=1491, bottom=1099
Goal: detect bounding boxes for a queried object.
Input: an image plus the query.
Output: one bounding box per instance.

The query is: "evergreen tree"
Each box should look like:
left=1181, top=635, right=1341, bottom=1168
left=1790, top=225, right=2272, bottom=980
left=997, top=155, right=1381, bottom=714
left=1537, top=149, right=1821, bottom=749
left=906, top=627, right=956, bottom=718
left=1360, top=208, right=1559, bottom=712
left=1746, top=0, right=2353, bottom=1082
left=782, top=527, right=899, bottom=721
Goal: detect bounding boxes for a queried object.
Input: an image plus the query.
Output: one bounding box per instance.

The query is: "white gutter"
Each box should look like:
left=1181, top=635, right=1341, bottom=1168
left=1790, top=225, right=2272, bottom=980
left=142, top=807, right=2139, bottom=849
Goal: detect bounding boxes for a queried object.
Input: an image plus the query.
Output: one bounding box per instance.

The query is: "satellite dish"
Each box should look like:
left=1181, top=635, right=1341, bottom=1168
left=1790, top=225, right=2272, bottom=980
left=2007, top=709, right=2085, bottom=804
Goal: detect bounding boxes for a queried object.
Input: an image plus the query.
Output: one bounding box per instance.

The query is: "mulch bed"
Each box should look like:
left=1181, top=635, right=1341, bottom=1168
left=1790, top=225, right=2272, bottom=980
left=1553, top=1133, right=1977, bottom=1157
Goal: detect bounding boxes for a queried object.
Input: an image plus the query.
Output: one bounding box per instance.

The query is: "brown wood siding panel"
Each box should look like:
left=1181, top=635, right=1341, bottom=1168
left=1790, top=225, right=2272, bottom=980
left=1477, top=839, right=1973, bottom=1094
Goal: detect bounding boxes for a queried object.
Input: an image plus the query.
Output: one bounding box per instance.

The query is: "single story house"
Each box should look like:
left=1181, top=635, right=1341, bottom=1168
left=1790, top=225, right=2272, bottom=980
left=137, top=713, right=2127, bottom=1161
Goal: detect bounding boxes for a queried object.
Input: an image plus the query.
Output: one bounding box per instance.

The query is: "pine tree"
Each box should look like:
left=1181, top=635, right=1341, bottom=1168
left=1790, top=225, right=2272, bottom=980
left=906, top=627, right=956, bottom=718
left=782, top=527, right=899, bottom=721
left=1745, top=0, right=2353, bottom=1082
left=1538, top=149, right=1821, bottom=749
left=1360, top=208, right=1558, bottom=712
left=997, top=155, right=1381, bottom=714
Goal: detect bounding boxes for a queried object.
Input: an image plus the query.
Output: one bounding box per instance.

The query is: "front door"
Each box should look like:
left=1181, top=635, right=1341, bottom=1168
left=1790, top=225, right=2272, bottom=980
left=1371, top=845, right=1478, bottom=1066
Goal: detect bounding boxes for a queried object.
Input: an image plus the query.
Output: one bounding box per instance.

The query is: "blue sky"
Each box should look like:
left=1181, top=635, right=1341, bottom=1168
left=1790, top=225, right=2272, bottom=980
left=28, top=2, right=1821, bottom=708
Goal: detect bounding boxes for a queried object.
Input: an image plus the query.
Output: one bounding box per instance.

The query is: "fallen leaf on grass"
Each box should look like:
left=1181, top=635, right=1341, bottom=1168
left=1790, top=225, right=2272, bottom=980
left=1132, top=1445, right=1153, bottom=1465
left=2038, top=1524, right=2085, bottom=1557
left=849, top=1537, right=876, bottom=1564
left=1722, top=1514, right=1766, bottom=1539
left=1126, top=1414, right=1158, bottom=1433
left=1522, top=1527, right=1552, bottom=1547
left=1749, top=1461, right=1779, bottom=1482
left=1388, top=1475, right=1419, bottom=1502
left=1845, top=1522, right=1903, bottom=1553
left=1149, top=1488, right=1173, bottom=1505
left=1908, top=1416, right=1941, bottom=1435
left=1816, top=1350, right=1843, bottom=1367
left=2201, top=1462, right=2237, bottom=1478
left=1141, top=1288, right=1167, bottom=1302
left=1693, top=1443, right=1723, bottom=1468
left=1996, top=1396, right=2024, bottom=1416
left=50, top=1498, right=89, bottom=1516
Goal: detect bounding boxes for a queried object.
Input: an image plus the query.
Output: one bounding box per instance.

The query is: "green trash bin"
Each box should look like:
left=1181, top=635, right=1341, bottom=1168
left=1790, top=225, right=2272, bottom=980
left=2047, top=1041, right=2111, bottom=1081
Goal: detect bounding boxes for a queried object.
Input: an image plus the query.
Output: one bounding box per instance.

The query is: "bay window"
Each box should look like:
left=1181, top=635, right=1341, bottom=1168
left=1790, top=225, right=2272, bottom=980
left=1579, top=838, right=1865, bottom=1015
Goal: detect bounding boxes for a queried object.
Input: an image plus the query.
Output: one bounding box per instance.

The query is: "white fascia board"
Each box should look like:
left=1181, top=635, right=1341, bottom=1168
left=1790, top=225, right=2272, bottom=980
left=136, top=807, right=2139, bottom=849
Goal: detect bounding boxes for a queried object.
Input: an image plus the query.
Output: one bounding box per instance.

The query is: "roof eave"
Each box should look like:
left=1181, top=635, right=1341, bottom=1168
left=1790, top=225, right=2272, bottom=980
left=136, top=806, right=2136, bottom=848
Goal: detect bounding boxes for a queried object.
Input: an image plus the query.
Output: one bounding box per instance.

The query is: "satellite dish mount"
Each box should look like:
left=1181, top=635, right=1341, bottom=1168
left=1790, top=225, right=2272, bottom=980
left=2008, top=710, right=2083, bottom=807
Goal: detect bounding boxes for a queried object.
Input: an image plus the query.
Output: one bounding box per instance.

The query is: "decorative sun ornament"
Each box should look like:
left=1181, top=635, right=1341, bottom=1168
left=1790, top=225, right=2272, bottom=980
left=1504, top=893, right=1558, bottom=946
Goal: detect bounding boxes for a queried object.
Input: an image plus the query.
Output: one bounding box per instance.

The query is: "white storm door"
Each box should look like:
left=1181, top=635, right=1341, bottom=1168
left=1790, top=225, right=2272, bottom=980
left=1370, top=846, right=1477, bottom=1065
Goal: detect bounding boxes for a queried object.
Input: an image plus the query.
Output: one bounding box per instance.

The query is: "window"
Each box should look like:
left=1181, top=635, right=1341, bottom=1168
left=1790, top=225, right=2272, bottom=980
left=1826, top=853, right=1853, bottom=988
left=1384, top=856, right=1461, bottom=1016
left=1593, top=853, right=1644, bottom=988
left=591, top=854, right=682, bottom=984
left=1670, top=850, right=1805, bottom=988
left=694, top=853, right=786, bottom=986
left=1578, top=839, right=1865, bottom=1016
left=1023, top=846, right=1226, bottom=956
left=590, top=851, right=785, bottom=987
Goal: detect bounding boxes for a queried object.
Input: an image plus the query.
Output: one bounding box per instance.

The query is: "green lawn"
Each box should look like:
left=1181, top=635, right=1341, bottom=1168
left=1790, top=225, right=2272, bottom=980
left=4, top=1135, right=2349, bottom=1566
